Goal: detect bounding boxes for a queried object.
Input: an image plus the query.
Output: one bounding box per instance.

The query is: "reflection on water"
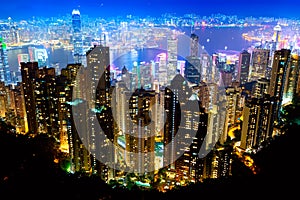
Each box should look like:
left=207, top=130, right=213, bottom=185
left=7, top=27, right=255, bottom=73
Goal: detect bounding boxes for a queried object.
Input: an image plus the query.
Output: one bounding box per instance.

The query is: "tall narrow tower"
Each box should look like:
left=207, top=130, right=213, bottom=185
left=273, top=24, right=282, bottom=51
left=167, top=33, right=178, bottom=85
left=0, top=36, right=12, bottom=85
left=72, top=9, right=86, bottom=66
left=269, top=49, right=290, bottom=125
left=190, top=33, right=199, bottom=57
left=184, top=33, right=201, bottom=85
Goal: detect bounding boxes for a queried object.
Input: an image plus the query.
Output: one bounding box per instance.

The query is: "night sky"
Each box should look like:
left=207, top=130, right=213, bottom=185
left=1, top=0, right=300, bottom=20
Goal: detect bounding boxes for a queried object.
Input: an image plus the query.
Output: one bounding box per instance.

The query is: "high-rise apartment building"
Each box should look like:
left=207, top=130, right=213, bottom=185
left=283, top=53, right=299, bottom=104
left=269, top=49, right=291, bottom=124
left=20, top=62, right=59, bottom=136
left=20, top=62, right=39, bottom=135
left=240, top=96, right=274, bottom=150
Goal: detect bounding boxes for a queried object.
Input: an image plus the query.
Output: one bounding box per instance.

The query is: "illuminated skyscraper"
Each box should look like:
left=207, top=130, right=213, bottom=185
left=283, top=54, right=299, bottom=104
left=249, top=48, right=270, bottom=81
left=190, top=33, right=199, bottom=57
left=86, top=44, right=113, bottom=179
left=72, top=9, right=86, bottom=66
left=0, top=37, right=12, bottom=85
left=167, top=34, right=178, bottom=85
left=127, top=88, right=156, bottom=174
left=273, top=24, right=282, bottom=51
left=253, top=78, right=270, bottom=98
left=223, top=87, right=242, bottom=143
left=184, top=33, right=201, bottom=85
left=155, top=53, right=168, bottom=87
left=269, top=49, right=291, bottom=123
left=20, top=62, right=58, bottom=136
left=199, top=52, right=212, bottom=83
left=59, top=63, right=92, bottom=173
left=164, top=75, right=207, bottom=185
left=0, top=82, right=27, bottom=133
left=237, top=50, right=250, bottom=85
left=20, top=62, right=39, bottom=135
left=240, top=96, right=274, bottom=150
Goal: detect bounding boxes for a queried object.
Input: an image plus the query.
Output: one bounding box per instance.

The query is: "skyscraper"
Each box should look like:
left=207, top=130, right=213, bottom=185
left=240, top=96, right=274, bottom=150
left=21, top=62, right=58, bottom=135
left=184, top=33, right=201, bottom=85
left=127, top=88, right=156, bottom=174
left=72, top=9, right=86, bottom=66
left=283, top=53, right=299, bottom=104
left=20, top=62, right=39, bottom=135
left=0, top=36, right=12, bottom=85
left=167, top=34, right=178, bottom=85
left=273, top=24, right=282, bottom=51
left=190, top=33, right=199, bottom=57
left=238, top=50, right=250, bottom=85
left=249, top=48, right=270, bottom=81
left=86, top=44, right=113, bottom=179
left=269, top=49, right=290, bottom=123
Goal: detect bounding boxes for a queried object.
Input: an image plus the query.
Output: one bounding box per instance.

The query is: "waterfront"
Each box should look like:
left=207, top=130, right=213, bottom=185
left=7, top=26, right=256, bottom=73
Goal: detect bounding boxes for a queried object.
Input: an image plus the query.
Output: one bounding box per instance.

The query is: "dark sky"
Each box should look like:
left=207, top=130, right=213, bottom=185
left=1, top=0, right=300, bottom=20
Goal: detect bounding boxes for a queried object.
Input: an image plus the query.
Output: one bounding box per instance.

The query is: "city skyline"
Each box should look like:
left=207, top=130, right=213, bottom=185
left=1, top=1, right=300, bottom=198
left=1, top=0, right=300, bottom=20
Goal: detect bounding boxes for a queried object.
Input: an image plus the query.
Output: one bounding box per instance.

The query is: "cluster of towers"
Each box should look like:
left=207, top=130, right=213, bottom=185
left=0, top=9, right=299, bottom=190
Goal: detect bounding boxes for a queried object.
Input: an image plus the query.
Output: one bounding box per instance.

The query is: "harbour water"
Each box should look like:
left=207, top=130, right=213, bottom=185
left=7, top=26, right=256, bottom=73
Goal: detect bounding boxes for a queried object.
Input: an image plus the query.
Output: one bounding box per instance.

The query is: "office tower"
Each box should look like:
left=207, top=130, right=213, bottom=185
left=184, top=33, right=201, bottom=85
left=0, top=37, right=12, bottom=85
left=200, top=52, right=212, bottom=83
left=72, top=9, right=86, bottom=66
left=17, top=54, right=29, bottom=67
left=238, top=50, right=251, bottom=85
left=177, top=60, right=186, bottom=77
left=249, top=48, right=270, bottom=81
left=273, top=24, right=282, bottom=51
left=240, top=96, right=274, bottom=150
left=184, top=56, right=201, bottom=85
left=190, top=33, right=199, bottom=57
left=167, top=34, right=178, bottom=85
left=269, top=49, right=291, bottom=124
left=139, top=62, right=154, bottom=89
left=156, top=53, right=168, bottom=87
